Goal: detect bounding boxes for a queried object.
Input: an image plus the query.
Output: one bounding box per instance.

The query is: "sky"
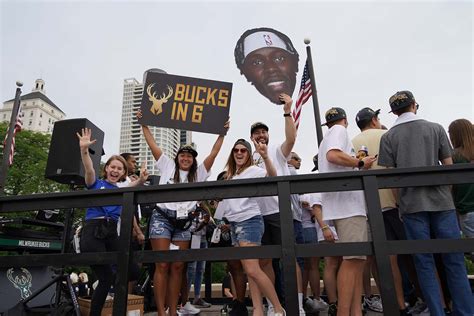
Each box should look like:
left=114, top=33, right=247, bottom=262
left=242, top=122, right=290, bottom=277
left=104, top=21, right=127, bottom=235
left=1, top=0, right=472, bottom=176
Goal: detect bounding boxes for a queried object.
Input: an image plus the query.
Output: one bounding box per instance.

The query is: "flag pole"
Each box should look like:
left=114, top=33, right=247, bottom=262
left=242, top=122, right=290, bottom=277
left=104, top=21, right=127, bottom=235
left=0, top=81, right=23, bottom=196
left=304, top=39, right=323, bottom=146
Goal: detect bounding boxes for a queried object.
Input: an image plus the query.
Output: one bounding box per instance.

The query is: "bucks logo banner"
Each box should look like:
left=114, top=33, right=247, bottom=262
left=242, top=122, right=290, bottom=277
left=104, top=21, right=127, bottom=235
left=139, top=72, right=232, bottom=135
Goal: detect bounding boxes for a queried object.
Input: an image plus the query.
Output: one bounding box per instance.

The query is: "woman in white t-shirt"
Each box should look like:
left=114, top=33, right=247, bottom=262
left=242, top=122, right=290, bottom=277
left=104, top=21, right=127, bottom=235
left=140, top=116, right=228, bottom=316
left=216, top=139, right=286, bottom=316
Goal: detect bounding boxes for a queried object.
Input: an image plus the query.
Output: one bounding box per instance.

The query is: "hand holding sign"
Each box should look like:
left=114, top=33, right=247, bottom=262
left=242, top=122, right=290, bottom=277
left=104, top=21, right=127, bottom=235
left=279, top=93, right=293, bottom=113
left=136, top=109, right=143, bottom=120
left=223, top=118, right=230, bottom=135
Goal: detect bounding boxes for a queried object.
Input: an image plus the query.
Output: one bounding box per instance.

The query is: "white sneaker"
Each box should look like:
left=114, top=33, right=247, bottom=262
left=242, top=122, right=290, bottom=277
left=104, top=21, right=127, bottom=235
left=303, top=298, right=316, bottom=313
left=312, top=297, right=329, bottom=311
left=267, top=305, right=275, bottom=316
left=274, top=309, right=286, bottom=316
left=179, top=301, right=201, bottom=315
left=363, top=295, right=383, bottom=313
left=299, top=307, right=306, bottom=315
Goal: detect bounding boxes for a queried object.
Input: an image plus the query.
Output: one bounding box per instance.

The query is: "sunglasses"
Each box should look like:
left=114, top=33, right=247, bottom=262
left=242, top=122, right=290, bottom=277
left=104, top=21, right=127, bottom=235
left=291, top=157, right=301, bottom=162
left=233, top=148, right=248, bottom=154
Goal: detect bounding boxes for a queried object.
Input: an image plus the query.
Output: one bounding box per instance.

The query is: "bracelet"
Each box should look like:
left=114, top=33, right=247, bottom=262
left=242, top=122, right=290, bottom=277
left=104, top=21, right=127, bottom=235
left=321, top=225, right=330, bottom=230
left=283, top=113, right=291, bottom=117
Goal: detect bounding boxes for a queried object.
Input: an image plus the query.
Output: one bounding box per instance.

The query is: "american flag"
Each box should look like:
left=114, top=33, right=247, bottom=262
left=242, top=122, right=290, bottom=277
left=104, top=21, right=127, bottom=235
left=292, top=61, right=312, bottom=130
left=3, top=110, right=22, bottom=166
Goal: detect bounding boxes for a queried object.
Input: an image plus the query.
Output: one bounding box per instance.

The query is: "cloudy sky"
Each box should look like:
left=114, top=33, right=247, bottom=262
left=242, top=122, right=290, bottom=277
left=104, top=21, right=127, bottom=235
left=1, top=0, right=472, bottom=175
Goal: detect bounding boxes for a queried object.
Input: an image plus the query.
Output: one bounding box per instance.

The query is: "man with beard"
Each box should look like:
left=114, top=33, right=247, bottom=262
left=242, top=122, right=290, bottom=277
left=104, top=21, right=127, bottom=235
left=235, top=27, right=299, bottom=105
left=251, top=93, right=306, bottom=315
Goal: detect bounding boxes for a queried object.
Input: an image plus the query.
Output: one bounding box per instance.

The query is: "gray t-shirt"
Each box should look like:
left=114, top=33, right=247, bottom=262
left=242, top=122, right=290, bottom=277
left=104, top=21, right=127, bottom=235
left=378, top=119, right=454, bottom=214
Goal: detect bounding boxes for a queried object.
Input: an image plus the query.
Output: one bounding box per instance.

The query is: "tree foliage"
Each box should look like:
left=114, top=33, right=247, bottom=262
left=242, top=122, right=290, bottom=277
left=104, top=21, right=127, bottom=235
left=0, top=122, right=69, bottom=196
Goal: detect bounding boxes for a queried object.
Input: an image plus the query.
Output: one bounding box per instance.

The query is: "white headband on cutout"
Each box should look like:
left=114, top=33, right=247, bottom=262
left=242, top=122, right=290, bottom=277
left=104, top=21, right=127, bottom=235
left=243, top=31, right=289, bottom=59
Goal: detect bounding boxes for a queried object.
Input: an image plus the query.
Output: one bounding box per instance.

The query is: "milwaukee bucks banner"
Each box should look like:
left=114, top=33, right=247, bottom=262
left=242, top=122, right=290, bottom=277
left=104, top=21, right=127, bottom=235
left=138, top=72, right=232, bottom=135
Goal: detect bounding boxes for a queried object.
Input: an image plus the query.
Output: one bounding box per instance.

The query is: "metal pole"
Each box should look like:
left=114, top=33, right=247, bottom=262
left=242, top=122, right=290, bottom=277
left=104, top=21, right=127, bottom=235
left=304, top=40, right=323, bottom=146
left=113, top=192, right=135, bottom=316
left=0, top=81, right=23, bottom=195
left=362, top=176, right=399, bottom=315
left=277, top=181, right=299, bottom=315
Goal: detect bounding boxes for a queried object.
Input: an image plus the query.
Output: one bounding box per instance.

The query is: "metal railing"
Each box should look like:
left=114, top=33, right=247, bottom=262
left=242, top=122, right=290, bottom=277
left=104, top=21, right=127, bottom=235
left=1, top=164, right=474, bottom=315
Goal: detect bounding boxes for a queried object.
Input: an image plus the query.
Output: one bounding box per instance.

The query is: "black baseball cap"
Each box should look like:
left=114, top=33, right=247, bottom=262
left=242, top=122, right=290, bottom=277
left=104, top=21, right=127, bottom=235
left=233, top=138, right=252, bottom=153
left=389, top=90, right=419, bottom=112
left=355, top=107, right=380, bottom=129
left=250, top=122, right=269, bottom=135
left=322, top=107, right=347, bottom=126
left=177, top=144, right=198, bottom=157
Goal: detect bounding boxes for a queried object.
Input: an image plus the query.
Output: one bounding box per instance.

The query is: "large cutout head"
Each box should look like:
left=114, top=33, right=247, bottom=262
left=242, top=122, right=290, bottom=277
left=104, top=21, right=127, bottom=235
left=235, top=27, right=299, bottom=105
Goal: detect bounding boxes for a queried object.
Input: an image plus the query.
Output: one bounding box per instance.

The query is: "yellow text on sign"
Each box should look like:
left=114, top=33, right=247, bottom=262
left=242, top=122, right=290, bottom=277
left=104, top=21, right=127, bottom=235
left=174, top=84, right=229, bottom=108
left=171, top=102, right=203, bottom=123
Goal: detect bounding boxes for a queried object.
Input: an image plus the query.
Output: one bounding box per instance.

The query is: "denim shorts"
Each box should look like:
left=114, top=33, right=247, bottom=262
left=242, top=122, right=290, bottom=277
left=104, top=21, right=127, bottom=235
left=303, top=227, right=318, bottom=244
left=230, top=215, right=264, bottom=246
left=149, top=209, right=191, bottom=241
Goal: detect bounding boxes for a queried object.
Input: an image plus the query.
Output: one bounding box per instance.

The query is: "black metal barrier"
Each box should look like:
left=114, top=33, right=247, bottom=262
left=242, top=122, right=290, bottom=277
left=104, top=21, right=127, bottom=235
left=1, top=164, right=474, bottom=316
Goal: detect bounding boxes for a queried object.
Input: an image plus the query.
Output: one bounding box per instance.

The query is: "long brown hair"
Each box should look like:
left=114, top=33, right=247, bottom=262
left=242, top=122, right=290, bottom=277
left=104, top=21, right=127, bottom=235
left=102, top=155, right=128, bottom=181
left=173, top=154, right=198, bottom=183
left=224, top=146, right=252, bottom=179
left=448, top=118, right=474, bottom=161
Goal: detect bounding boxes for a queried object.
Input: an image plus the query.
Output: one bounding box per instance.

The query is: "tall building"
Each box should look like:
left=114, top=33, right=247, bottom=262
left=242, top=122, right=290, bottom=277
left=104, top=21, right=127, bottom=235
left=119, top=74, right=192, bottom=176
left=1, top=79, right=66, bottom=133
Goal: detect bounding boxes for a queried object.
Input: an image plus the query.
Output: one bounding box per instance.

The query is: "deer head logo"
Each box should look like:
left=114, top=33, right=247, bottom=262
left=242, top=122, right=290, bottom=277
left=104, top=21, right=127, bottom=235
left=147, top=83, right=173, bottom=115
left=7, top=267, right=33, bottom=299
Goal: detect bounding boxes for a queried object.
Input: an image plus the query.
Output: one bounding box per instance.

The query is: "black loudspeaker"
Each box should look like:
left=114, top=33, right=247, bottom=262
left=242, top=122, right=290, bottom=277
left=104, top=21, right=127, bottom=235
left=45, top=118, right=104, bottom=185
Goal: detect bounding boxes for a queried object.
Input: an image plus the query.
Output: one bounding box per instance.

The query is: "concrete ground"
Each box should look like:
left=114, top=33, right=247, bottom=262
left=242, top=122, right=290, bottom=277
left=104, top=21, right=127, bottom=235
left=144, top=305, right=385, bottom=315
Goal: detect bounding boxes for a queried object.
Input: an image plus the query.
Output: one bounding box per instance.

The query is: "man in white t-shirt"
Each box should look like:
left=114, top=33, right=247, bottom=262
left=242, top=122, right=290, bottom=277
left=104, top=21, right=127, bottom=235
left=318, top=107, right=376, bottom=316
left=251, top=93, right=306, bottom=315
left=352, top=107, right=409, bottom=314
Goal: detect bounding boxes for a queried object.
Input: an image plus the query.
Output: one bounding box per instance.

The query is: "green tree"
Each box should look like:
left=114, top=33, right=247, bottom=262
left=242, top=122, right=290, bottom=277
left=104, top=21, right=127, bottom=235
left=0, top=122, right=69, bottom=195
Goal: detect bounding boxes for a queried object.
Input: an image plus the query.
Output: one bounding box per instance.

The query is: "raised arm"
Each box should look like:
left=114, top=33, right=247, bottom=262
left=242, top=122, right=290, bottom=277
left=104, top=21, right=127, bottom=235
left=253, top=139, right=276, bottom=177
left=137, top=110, right=163, bottom=161
left=76, top=128, right=97, bottom=187
left=279, top=93, right=296, bottom=158
left=128, top=162, right=149, bottom=187
left=203, top=120, right=230, bottom=172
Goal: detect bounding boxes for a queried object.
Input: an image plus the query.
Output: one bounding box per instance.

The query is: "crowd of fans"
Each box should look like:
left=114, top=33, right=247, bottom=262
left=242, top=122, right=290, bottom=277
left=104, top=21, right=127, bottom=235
left=75, top=89, right=473, bottom=316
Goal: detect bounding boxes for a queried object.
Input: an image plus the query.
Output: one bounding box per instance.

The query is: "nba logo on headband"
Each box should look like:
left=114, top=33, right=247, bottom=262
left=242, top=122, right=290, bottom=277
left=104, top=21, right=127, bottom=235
left=263, top=34, right=273, bottom=46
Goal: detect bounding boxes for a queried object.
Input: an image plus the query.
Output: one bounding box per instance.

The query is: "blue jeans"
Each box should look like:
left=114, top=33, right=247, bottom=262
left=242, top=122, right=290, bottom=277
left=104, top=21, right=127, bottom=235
left=459, top=212, right=474, bottom=238
left=187, top=236, right=207, bottom=297
left=293, top=220, right=304, bottom=269
left=403, top=210, right=473, bottom=316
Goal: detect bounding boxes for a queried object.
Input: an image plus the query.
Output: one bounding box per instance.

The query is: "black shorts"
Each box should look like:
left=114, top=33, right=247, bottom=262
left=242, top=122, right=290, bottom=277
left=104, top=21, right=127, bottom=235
left=383, top=208, right=407, bottom=241
left=261, top=213, right=282, bottom=245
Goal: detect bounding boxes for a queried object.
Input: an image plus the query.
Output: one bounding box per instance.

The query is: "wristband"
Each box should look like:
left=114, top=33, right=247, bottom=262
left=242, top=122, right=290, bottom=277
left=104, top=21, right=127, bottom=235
left=283, top=113, right=291, bottom=117
left=321, top=225, right=329, bottom=230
